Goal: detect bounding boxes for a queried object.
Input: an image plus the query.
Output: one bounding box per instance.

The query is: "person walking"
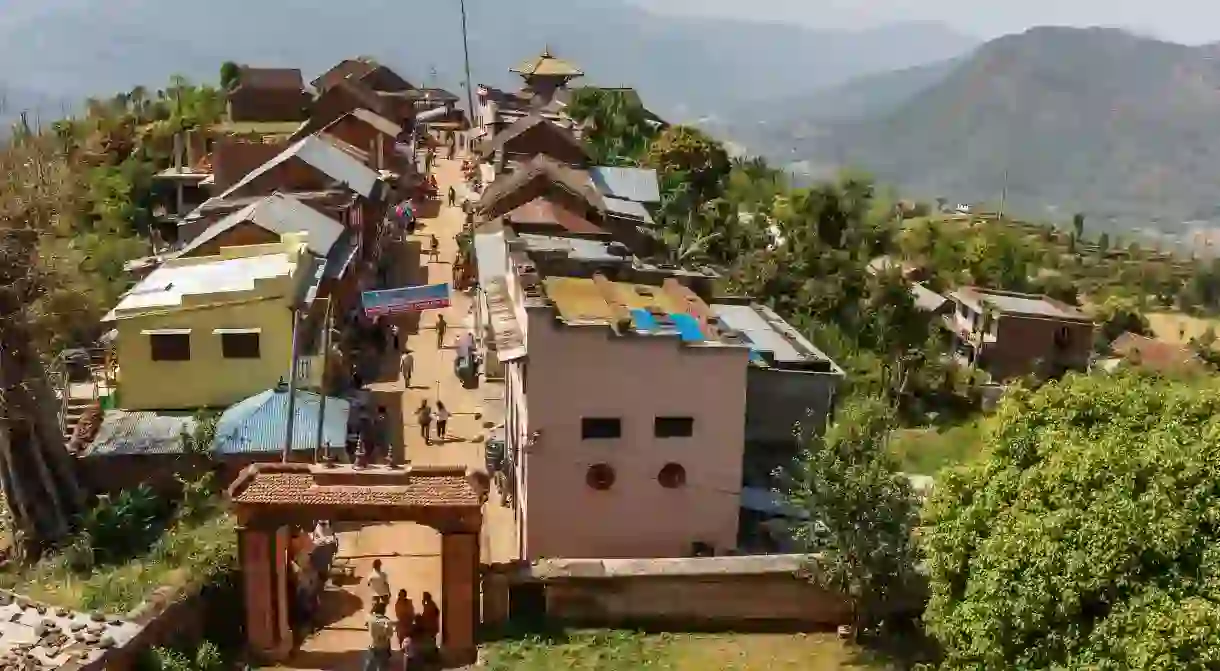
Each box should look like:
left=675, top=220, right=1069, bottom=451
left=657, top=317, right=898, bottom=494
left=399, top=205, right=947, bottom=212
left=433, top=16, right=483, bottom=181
left=416, top=400, right=433, bottom=445
left=399, top=349, right=414, bottom=388
left=435, top=314, right=447, bottom=350
left=434, top=402, right=450, bottom=442
left=364, top=602, right=394, bottom=671
left=447, top=185, right=456, bottom=207
left=428, top=234, right=440, bottom=262
left=391, top=323, right=401, bottom=352
left=393, top=589, right=415, bottom=652
left=419, top=592, right=441, bottom=647
left=367, top=558, right=391, bottom=610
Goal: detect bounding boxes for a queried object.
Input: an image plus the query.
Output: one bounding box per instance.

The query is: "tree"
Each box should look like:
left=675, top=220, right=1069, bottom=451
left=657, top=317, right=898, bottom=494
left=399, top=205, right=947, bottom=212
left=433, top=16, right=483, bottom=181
left=1072, top=212, right=1085, bottom=239
left=645, top=125, right=730, bottom=203
left=565, top=87, right=656, bottom=165
left=0, top=135, right=88, bottom=555
left=219, top=61, right=241, bottom=92
left=779, top=397, right=920, bottom=637
left=922, top=373, right=1220, bottom=668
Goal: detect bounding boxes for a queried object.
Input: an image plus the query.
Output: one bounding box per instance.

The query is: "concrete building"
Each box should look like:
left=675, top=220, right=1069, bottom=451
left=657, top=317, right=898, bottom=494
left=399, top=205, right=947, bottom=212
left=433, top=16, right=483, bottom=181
left=102, top=236, right=326, bottom=411
left=946, top=286, right=1095, bottom=381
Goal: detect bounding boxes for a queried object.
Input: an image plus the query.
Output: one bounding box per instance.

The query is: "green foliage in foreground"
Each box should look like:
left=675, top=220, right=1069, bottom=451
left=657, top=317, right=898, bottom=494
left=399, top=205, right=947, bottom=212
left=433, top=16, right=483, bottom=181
left=922, top=372, right=1220, bottom=669
left=139, top=642, right=225, bottom=671
left=0, top=503, right=236, bottom=613
left=485, top=630, right=678, bottom=671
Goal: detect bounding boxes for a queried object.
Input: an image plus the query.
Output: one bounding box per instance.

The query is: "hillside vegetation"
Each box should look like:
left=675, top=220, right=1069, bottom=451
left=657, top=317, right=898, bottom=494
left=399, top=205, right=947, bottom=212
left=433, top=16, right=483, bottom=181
left=759, top=27, right=1220, bottom=234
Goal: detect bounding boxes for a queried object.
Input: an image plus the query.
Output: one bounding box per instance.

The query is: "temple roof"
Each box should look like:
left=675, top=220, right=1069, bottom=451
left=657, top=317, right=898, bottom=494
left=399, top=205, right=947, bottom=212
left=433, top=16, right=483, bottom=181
left=510, top=46, right=584, bottom=78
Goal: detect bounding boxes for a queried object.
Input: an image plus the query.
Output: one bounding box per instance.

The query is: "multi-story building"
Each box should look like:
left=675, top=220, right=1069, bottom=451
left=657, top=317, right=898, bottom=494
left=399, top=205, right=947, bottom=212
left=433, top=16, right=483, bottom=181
left=946, top=286, right=1095, bottom=380
left=101, top=236, right=326, bottom=411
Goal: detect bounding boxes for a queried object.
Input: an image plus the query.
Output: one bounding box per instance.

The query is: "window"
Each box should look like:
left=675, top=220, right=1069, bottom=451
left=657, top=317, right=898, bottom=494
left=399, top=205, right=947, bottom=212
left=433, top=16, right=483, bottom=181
left=654, top=417, right=694, bottom=438
left=220, top=332, right=261, bottom=359
left=581, top=418, right=622, bottom=440
left=658, top=463, right=687, bottom=489
left=147, top=332, right=191, bottom=361
left=586, top=464, right=616, bottom=491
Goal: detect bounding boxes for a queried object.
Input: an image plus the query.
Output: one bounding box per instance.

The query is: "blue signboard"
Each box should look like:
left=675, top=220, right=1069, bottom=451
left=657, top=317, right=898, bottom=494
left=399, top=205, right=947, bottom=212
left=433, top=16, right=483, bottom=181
left=362, top=283, right=451, bottom=316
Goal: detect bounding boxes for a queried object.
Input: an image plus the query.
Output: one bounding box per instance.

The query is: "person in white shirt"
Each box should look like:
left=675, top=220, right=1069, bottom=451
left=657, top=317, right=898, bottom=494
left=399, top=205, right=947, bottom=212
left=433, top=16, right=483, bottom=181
left=367, top=558, right=391, bottom=609
left=434, top=402, right=451, bottom=441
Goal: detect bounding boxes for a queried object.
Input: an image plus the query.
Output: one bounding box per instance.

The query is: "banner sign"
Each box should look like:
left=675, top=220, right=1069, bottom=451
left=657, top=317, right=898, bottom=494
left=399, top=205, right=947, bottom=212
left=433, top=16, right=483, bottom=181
left=362, top=283, right=451, bottom=316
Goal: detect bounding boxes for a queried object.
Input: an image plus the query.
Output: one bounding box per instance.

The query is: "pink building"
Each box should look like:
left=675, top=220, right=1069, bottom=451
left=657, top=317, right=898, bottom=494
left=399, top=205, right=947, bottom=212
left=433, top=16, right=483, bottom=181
left=487, top=248, right=751, bottom=560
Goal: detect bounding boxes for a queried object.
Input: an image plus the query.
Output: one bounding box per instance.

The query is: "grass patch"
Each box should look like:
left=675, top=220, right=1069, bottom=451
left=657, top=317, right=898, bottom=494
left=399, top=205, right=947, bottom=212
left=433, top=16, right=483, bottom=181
left=888, top=422, right=984, bottom=476
left=212, top=120, right=303, bottom=136
left=482, top=629, right=893, bottom=670
left=0, top=509, right=237, bottom=614
left=1147, top=311, right=1220, bottom=346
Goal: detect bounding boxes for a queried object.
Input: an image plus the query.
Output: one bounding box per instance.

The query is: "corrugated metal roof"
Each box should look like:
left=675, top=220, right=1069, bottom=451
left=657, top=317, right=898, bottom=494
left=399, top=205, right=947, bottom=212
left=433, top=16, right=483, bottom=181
left=505, top=198, right=606, bottom=234
left=323, top=230, right=359, bottom=279
left=589, top=167, right=660, bottom=204
left=515, top=233, right=630, bottom=263
left=106, top=251, right=295, bottom=319
left=910, top=283, right=948, bottom=313
left=213, top=386, right=350, bottom=455
left=474, top=231, right=508, bottom=289
left=603, top=197, right=654, bottom=224
left=88, top=410, right=199, bottom=456
left=349, top=108, right=403, bottom=138
left=712, top=303, right=829, bottom=365
left=216, top=135, right=382, bottom=202
left=179, top=192, right=344, bottom=258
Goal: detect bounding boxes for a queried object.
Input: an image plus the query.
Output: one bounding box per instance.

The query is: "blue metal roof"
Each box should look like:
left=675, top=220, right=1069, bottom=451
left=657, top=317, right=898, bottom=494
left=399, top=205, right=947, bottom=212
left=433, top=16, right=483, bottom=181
left=212, top=386, right=350, bottom=455
left=589, top=167, right=661, bottom=203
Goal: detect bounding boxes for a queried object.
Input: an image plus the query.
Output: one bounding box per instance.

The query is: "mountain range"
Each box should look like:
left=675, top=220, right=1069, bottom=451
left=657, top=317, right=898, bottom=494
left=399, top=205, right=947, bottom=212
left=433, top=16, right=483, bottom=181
left=0, top=0, right=976, bottom=126
left=727, top=27, right=1220, bottom=234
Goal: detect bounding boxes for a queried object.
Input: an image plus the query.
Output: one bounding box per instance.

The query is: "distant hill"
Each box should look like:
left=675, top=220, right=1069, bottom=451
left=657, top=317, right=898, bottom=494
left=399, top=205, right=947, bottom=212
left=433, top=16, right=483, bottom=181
left=746, top=27, right=1220, bottom=234
left=0, top=0, right=976, bottom=123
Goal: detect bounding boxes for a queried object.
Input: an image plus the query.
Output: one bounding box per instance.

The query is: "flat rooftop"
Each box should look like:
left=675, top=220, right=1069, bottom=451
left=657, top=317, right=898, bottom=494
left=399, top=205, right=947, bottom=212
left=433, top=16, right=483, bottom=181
left=514, top=233, right=632, bottom=265
left=105, top=251, right=295, bottom=318
left=542, top=275, right=712, bottom=343
left=952, top=287, right=1091, bottom=322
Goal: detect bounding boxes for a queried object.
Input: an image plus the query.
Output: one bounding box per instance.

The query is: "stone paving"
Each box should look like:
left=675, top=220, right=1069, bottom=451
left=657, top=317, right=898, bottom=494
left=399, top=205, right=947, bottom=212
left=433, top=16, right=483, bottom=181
left=273, top=153, right=515, bottom=670
left=0, top=592, right=141, bottom=671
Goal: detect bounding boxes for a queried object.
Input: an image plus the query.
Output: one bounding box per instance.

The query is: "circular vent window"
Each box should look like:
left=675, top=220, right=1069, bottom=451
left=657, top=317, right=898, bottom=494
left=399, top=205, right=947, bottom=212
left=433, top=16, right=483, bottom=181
left=658, top=463, right=687, bottom=489
left=586, top=463, right=616, bottom=491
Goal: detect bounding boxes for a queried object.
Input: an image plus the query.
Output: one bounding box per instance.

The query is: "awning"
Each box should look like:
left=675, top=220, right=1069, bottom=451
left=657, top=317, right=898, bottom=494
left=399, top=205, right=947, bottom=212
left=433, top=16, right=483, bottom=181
left=362, top=283, right=451, bottom=316
left=140, top=328, right=191, bottom=336
left=485, top=279, right=526, bottom=362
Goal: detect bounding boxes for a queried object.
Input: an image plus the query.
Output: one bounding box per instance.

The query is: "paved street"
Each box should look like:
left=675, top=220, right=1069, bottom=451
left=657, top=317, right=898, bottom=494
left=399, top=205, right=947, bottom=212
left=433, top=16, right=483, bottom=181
left=274, top=153, right=515, bottom=670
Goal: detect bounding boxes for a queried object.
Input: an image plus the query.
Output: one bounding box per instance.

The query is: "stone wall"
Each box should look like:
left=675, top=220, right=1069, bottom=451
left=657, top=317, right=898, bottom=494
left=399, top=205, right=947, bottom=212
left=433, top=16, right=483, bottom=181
left=490, top=555, right=883, bottom=631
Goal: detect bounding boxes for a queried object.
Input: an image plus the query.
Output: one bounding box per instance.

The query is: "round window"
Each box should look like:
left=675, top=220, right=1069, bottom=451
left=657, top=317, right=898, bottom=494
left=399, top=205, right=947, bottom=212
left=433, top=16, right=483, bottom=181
left=658, top=463, right=687, bottom=489
left=586, top=463, right=616, bottom=491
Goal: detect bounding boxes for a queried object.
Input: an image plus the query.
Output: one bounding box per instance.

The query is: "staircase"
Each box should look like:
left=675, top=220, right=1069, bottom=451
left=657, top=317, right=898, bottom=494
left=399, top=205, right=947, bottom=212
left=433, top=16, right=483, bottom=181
left=62, top=398, right=94, bottom=443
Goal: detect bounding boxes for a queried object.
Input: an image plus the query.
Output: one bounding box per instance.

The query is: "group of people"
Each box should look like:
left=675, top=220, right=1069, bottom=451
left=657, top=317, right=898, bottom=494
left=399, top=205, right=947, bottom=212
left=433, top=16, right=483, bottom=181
left=414, top=399, right=451, bottom=445
left=365, top=559, right=442, bottom=670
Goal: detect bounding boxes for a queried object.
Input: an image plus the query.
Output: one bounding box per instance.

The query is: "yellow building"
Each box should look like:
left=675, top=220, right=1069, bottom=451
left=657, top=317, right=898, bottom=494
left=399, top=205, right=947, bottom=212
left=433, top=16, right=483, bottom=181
left=102, top=235, right=326, bottom=411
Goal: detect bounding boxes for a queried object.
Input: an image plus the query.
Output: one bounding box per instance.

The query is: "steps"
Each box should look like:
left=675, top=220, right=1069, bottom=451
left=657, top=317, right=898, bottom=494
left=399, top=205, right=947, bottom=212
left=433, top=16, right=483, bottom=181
left=62, top=398, right=94, bottom=442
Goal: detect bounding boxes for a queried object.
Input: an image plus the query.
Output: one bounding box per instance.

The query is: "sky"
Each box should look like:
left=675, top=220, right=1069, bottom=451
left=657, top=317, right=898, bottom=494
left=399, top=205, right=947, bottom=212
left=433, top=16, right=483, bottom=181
left=631, top=0, right=1217, bottom=45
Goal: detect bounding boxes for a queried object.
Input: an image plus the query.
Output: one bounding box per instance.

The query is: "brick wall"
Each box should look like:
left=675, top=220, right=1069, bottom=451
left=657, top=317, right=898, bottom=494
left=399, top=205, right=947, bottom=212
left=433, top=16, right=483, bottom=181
left=227, top=88, right=310, bottom=123
left=491, top=555, right=925, bottom=631
left=212, top=140, right=289, bottom=192
left=77, top=451, right=314, bottom=498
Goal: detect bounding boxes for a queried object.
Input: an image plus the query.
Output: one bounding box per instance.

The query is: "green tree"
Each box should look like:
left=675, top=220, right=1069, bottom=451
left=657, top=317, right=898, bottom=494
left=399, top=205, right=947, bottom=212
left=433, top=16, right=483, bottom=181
left=779, top=397, right=920, bottom=636
left=565, top=87, right=656, bottom=165
left=219, top=61, right=241, bottom=91
left=645, top=125, right=730, bottom=203
left=922, top=373, right=1220, bottom=669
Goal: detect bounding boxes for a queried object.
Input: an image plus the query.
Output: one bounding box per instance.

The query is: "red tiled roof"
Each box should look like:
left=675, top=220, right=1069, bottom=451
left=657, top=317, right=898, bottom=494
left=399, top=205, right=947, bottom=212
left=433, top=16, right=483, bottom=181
left=229, top=462, right=483, bottom=508
left=505, top=198, right=606, bottom=235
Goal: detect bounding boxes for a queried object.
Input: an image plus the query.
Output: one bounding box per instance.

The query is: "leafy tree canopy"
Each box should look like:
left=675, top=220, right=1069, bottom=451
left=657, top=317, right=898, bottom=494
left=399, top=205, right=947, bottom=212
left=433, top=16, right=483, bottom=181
left=922, top=372, right=1220, bottom=669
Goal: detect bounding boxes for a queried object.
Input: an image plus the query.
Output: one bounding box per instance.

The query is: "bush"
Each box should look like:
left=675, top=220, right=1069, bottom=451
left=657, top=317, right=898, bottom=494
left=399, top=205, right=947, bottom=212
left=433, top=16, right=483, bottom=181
left=80, top=484, right=167, bottom=564
left=139, top=641, right=226, bottom=671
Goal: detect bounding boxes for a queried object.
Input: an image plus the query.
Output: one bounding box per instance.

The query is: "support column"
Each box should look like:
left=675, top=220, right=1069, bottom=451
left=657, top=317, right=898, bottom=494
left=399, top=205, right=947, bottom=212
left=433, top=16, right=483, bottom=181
left=440, top=533, right=480, bottom=666
left=239, top=527, right=277, bottom=657
left=272, top=526, right=294, bottom=660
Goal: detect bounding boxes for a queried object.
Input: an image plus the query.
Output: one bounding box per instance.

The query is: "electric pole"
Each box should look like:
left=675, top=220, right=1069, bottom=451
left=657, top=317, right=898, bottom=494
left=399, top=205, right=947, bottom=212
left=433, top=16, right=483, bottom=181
left=459, top=0, right=476, bottom=125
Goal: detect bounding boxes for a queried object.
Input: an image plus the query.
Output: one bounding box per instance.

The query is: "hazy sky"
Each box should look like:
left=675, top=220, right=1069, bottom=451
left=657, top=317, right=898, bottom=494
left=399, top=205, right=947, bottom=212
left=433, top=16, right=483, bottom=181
left=632, top=0, right=1217, bottom=44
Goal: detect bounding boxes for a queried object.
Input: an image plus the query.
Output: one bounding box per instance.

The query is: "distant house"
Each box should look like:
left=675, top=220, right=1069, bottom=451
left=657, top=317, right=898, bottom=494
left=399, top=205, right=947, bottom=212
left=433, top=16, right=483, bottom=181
left=477, top=155, right=605, bottom=221
left=302, top=78, right=399, bottom=137
left=101, top=237, right=326, bottom=411
left=290, top=108, right=404, bottom=172
left=1110, top=332, right=1204, bottom=374
left=227, top=67, right=311, bottom=123
left=311, top=57, right=413, bottom=94
left=946, top=286, right=1095, bottom=381
left=477, top=114, right=590, bottom=168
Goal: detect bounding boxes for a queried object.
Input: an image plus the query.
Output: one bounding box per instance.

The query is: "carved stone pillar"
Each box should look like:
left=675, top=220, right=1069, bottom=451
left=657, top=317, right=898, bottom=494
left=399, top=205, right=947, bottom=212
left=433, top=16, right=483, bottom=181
left=440, top=533, right=480, bottom=666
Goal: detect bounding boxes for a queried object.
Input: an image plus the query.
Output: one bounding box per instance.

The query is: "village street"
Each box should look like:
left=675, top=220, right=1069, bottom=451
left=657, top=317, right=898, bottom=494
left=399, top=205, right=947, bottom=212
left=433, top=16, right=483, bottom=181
left=274, top=153, right=515, bottom=670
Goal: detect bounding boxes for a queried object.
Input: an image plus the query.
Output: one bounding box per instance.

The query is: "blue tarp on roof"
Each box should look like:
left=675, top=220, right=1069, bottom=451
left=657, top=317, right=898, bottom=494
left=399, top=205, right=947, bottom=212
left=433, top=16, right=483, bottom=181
left=630, top=308, right=657, bottom=331
left=630, top=309, right=705, bottom=342
left=212, top=385, right=350, bottom=455
left=670, top=313, right=704, bottom=342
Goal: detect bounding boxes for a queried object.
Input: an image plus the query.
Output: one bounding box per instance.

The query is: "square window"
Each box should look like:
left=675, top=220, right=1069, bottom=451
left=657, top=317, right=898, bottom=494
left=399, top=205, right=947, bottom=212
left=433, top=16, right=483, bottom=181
left=221, top=332, right=261, bottom=359
left=581, top=418, right=622, bottom=440
left=149, top=333, right=191, bottom=361
left=654, top=417, right=694, bottom=438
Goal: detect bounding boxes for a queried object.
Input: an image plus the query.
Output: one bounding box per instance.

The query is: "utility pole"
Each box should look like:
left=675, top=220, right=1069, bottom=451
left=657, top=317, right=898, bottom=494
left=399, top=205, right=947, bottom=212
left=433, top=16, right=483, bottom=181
left=998, top=167, right=1009, bottom=220
left=282, top=308, right=302, bottom=462
left=459, top=0, right=476, bottom=125
left=313, top=298, right=334, bottom=461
